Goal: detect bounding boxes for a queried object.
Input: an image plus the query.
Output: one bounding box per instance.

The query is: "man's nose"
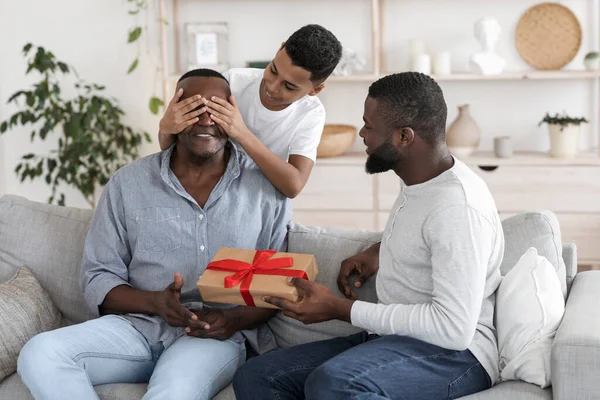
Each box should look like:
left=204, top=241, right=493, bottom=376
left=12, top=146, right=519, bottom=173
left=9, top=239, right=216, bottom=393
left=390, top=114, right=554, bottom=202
left=197, top=111, right=214, bottom=126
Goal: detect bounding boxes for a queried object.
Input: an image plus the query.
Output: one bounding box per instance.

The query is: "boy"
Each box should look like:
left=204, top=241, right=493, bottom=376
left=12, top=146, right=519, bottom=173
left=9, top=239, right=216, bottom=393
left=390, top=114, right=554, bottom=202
left=158, top=24, right=343, bottom=198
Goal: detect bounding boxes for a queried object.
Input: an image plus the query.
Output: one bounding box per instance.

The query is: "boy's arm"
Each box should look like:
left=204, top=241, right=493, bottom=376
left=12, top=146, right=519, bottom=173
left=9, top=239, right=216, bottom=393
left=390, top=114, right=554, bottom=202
left=208, top=96, right=317, bottom=198
left=236, top=134, right=314, bottom=198
left=157, top=88, right=207, bottom=150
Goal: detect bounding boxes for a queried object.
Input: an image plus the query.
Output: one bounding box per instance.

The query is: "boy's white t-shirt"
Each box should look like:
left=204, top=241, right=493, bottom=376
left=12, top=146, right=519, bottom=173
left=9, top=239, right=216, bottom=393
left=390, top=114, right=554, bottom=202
left=222, top=68, right=325, bottom=162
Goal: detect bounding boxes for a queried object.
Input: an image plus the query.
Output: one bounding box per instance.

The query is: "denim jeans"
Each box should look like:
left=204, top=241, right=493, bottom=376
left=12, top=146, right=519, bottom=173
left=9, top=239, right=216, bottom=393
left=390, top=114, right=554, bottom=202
left=233, top=332, right=491, bottom=400
left=17, top=314, right=246, bottom=400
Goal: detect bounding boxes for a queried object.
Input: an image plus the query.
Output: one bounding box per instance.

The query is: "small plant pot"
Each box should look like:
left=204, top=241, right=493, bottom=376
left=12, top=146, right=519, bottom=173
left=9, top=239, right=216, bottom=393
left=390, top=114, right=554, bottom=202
left=584, top=52, right=600, bottom=71
left=548, top=124, right=580, bottom=158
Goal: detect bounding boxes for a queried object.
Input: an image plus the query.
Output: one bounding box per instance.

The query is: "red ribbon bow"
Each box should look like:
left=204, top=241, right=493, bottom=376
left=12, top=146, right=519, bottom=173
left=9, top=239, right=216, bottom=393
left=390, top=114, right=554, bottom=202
left=206, top=250, right=308, bottom=306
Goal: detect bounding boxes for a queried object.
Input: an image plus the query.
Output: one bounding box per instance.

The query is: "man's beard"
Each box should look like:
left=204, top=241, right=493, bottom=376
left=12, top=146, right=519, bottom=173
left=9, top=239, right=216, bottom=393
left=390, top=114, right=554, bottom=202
left=365, top=139, right=402, bottom=174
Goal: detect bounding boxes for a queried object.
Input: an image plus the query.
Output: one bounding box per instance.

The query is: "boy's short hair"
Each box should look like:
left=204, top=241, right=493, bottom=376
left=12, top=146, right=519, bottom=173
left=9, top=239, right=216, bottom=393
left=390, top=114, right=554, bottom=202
left=284, top=24, right=343, bottom=83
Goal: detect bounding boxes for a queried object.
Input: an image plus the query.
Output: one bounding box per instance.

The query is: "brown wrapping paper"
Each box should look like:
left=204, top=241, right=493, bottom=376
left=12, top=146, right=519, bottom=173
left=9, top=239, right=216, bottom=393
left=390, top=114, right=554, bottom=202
left=197, top=247, right=318, bottom=309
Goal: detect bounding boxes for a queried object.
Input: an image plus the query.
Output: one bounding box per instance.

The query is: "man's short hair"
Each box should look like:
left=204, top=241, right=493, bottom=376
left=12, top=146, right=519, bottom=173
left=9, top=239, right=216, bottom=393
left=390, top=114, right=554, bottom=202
left=178, top=68, right=229, bottom=84
left=284, top=24, right=343, bottom=83
left=368, top=72, right=448, bottom=145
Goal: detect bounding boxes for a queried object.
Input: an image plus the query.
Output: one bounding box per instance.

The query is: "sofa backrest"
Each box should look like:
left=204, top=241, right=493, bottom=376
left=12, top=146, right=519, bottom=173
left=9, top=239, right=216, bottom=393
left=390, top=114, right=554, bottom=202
left=270, top=211, right=574, bottom=348
left=0, top=195, right=575, bottom=347
left=0, top=195, right=94, bottom=324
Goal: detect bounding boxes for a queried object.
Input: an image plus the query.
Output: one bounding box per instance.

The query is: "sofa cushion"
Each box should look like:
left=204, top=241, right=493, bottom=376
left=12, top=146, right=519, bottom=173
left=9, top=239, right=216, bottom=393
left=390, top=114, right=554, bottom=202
left=458, top=380, right=551, bottom=399
left=496, top=248, right=565, bottom=388
left=0, top=195, right=94, bottom=324
left=500, top=211, right=567, bottom=298
left=267, top=223, right=381, bottom=348
left=0, top=267, right=62, bottom=382
left=0, top=373, right=148, bottom=400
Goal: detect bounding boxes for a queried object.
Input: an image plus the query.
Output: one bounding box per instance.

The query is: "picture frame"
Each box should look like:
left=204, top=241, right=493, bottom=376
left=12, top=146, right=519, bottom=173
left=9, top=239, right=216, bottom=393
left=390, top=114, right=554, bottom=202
left=185, top=22, right=229, bottom=73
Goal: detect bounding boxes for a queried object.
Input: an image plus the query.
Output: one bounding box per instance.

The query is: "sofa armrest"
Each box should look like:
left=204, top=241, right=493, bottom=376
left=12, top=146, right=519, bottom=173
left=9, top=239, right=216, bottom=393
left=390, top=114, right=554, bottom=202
left=552, top=271, right=600, bottom=400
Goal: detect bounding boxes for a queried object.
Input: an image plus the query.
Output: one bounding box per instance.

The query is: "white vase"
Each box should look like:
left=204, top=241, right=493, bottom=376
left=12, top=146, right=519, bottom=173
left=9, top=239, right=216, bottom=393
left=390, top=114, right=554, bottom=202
left=548, top=124, right=580, bottom=158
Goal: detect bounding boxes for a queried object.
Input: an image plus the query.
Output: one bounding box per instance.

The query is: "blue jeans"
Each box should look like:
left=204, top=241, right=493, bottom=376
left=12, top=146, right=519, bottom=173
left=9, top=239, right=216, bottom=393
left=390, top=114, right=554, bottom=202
left=17, top=315, right=246, bottom=400
left=233, top=332, right=491, bottom=400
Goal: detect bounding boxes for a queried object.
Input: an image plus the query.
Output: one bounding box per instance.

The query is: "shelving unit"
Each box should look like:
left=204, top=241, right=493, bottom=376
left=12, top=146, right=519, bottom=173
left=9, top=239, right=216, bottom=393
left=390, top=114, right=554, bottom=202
left=157, top=0, right=600, bottom=157
left=156, top=0, right=600, bottom=265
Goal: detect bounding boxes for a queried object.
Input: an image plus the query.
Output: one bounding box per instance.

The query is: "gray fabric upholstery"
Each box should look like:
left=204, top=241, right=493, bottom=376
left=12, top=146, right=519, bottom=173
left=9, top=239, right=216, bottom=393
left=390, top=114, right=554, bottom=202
left=458, top=381, right=551, bottom=399
left=0, top=195, right=94, bottom=324
left=500, top=211, right=567, bottom=298
left=214, top=384, right=235, bottom=400
left=0, top=268, right=62, bottom=382
left=0, top=373, right=149, bottom=400
left=561, top=243, right=577, bottom=295
left=0, top=373, right=34, bottom=400
left=552, top=271, right=600, bottom=400
left=0, top=196, right=590, bottom=399
left=267, top=223, right=381, bottom=348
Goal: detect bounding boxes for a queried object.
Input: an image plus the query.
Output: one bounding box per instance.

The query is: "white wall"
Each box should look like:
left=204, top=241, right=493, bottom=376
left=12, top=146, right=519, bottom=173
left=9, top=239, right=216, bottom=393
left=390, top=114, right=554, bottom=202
left=1, top=0, right=598, bottom=208
left=0, top=0, right=162, bottom=208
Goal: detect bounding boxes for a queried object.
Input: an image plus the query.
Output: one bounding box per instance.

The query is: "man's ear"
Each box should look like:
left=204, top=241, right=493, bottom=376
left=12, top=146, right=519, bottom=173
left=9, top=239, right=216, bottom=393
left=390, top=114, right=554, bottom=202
left=393, top=127, right=415, bottom=148
left=308, top=83, right=326, bottom=96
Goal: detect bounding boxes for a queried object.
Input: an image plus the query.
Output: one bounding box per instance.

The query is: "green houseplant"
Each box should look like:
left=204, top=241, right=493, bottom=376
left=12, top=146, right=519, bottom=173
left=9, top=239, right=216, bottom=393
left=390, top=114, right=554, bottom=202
left=538, top=112, right=588, bottom=158
left=0, top=44, right=151, bottom=207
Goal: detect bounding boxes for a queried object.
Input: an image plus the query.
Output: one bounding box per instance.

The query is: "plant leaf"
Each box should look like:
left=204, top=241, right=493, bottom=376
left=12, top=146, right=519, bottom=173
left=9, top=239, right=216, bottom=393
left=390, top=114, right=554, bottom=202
left=57, top=62, right=69, bottom=73
left=128, top=27, right=142, bottom=43
left=23, top=153, right=35, bottom=160
left=23, top=43, right=32, bottom=54
left=149, top=97, right=164, bottom=115
left=0, top=122, right=7, bottom=133
left=127, top=58, right=139, bottom=74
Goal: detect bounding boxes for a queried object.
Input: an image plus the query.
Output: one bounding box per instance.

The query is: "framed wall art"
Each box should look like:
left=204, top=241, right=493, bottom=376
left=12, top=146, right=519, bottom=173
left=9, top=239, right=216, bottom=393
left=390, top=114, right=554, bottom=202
left=185, top=22, right=229, bottom=72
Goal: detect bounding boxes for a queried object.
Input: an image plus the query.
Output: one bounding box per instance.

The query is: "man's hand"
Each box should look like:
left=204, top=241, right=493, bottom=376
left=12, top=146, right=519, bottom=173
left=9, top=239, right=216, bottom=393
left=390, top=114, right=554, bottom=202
left=159, top=88, right=207, bottom=135
left=263, top=278, right=354, bottom=325
left=206, top=95, right=252, bottom=140
left=152, top=272, right=198, bottom=327
left=185, top=308, right=240, bottom=341
left=337, top=245, right=380, bottom=300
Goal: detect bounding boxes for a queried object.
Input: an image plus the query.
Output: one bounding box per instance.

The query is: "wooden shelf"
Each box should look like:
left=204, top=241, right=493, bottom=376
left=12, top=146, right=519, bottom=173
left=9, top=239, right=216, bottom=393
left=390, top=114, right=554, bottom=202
left=169, top=70, right=600, bottom=85
left=317, top=151, right=600, bottom=166
left=459, top=151, right=600, bottom=166
left=326, top=70, right=600, bottom=83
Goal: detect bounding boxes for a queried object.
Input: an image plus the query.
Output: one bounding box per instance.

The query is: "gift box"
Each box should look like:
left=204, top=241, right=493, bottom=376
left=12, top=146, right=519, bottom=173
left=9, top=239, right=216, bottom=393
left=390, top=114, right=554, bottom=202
left=197, top=248, right=318, bottom=309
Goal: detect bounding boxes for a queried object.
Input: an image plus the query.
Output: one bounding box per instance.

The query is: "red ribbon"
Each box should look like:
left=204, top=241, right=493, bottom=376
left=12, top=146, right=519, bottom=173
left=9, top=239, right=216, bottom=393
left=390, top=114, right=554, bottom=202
left=206, top=250, right=307, bottom=306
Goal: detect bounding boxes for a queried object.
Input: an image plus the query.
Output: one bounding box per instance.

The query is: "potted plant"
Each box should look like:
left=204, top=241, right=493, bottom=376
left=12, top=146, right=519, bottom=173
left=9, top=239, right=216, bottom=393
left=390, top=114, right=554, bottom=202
left=0, top=44, right=151, bottom=207
left=584, top=51, right=600, bottom=71
left=538, top=112, right=588, bottom=158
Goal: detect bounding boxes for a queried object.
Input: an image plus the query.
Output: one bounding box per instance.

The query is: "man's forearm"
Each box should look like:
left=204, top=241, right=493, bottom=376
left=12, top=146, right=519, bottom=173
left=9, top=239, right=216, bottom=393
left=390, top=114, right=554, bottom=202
left=100, top=285, right=158, bottom=316
left=369, top=242, right=381, bottom=255
left=228, top=306, right=277, bottom=331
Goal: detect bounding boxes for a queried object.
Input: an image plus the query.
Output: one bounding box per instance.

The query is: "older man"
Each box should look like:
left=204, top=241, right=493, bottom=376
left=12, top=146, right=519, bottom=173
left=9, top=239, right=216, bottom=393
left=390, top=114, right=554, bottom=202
left=17, top=69, right=290, bottom=400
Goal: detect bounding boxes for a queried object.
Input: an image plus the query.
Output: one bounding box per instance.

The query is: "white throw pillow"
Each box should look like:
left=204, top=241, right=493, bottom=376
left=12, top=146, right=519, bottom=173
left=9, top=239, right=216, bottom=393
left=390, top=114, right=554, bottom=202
left=496, top=247, right=565, bottom=388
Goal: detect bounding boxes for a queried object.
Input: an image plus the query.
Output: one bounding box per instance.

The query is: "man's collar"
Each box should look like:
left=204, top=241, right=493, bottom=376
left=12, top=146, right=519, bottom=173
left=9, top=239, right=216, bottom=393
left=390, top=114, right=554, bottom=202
left=159, top=140, right=242, bottom=198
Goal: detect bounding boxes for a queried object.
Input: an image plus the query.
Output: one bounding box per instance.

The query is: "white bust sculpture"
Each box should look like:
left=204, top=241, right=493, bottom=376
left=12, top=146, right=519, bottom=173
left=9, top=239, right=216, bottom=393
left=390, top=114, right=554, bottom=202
left=469, top=18, right=506, bottom=75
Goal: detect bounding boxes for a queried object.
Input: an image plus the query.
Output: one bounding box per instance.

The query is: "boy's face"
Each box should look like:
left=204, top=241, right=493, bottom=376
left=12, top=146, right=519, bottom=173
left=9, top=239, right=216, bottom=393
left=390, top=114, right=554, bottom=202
left=260, top=46, right=325, bottom=111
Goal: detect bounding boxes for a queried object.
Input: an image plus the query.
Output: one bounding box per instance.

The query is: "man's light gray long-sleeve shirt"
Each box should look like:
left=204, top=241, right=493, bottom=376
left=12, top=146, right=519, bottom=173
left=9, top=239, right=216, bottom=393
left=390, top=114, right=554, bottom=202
left=351, top=158, right=504, bottom=384
left=80, top=143, right=291, bottom=351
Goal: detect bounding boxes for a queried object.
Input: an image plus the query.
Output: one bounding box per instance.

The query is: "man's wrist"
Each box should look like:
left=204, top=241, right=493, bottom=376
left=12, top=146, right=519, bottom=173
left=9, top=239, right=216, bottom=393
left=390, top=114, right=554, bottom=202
left=332, top=297, right=355, bottom=323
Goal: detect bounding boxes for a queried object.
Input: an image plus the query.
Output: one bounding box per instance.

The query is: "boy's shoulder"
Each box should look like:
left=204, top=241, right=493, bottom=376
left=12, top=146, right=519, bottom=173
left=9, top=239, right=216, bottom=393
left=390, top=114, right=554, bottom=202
left=223, top=68, right=263, bottom=87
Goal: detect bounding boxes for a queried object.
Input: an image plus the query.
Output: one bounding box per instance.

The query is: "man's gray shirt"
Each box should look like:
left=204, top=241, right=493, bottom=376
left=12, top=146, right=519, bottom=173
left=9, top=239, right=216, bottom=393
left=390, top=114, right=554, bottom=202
left=80, top=142, right=291, bottom=352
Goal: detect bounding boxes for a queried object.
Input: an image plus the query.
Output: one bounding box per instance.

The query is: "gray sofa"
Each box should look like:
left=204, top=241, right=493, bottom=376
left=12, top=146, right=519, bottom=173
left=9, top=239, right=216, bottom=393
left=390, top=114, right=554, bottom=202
left=0, top=193, right=599, bottom=400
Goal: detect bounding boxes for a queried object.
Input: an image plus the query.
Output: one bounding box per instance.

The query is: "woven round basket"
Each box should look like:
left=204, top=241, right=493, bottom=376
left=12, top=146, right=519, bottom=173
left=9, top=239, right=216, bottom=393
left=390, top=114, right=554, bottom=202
left=316, top=124, right=357, bottom=158
left=515, top=2, right=582, bottom=70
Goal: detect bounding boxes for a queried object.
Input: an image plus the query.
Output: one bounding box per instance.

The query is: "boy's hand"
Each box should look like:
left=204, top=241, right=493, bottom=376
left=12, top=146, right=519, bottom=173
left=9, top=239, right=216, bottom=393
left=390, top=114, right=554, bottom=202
left=159, top=88, right=207, bottom=135
left=207, top=95, right=252, bottom=140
